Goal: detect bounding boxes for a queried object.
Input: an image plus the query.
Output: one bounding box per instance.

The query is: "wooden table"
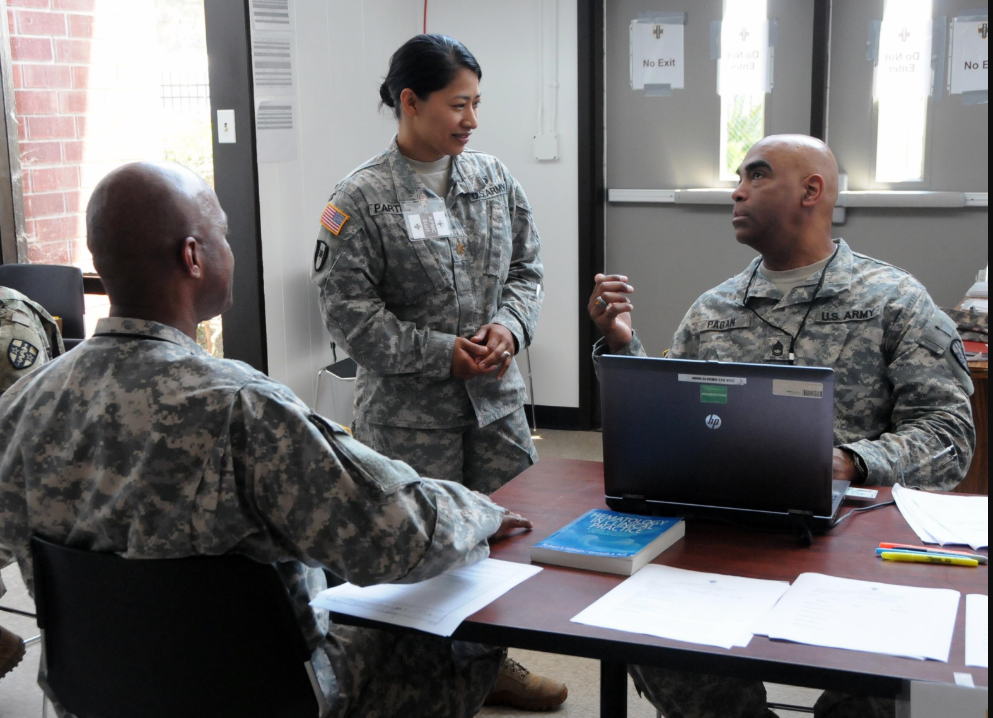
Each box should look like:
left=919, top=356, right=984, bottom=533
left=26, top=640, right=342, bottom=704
left=956, top=361, right=988, bottom=496
left=337, top=459, right=989, bottom=717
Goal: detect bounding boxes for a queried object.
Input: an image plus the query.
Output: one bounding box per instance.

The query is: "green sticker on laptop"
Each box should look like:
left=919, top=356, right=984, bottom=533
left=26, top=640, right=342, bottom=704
left=700, top=384, right=728, bottom=404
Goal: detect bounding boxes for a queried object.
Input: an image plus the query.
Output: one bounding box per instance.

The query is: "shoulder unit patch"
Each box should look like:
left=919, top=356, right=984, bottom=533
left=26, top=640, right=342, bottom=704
left=314, top=240, right=329, bottom=272
left=950, top=339, right=970, bottom=373
left=7, top=338, right=39, bottom=370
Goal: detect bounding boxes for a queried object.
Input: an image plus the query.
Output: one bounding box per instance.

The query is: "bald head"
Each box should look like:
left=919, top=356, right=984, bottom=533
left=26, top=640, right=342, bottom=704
left=745, top=134, right=839, bottom=208
left=731, top=135, right=840, bottom=269
left=87, top=162, right=233, bottom=331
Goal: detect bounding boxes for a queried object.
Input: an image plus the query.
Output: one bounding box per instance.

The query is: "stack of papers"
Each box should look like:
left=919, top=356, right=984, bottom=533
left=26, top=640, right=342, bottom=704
left=756, top=573, right=960, bottom=662
left=893, top=484, right=988, bottom=550
left=570, top=565, right=789, bottom=650
left=310, top=559, right=541, bottom=637
left=965, top=594, right=988, bottom=669
left=962, top=280, right=989, bottom=313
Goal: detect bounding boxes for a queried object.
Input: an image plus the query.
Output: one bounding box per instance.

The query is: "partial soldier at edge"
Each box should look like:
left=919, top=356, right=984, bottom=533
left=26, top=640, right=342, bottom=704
left=1, top=285, right=65, bottom=682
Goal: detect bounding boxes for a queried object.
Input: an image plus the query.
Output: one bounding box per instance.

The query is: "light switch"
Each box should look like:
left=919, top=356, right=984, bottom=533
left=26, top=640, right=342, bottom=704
left=217, top=110, right=236, bottom=143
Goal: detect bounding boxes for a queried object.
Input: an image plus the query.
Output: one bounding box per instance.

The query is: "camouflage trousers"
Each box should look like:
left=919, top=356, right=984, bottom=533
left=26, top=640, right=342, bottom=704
left=354, top=407, right=537, bottom=494
left=326, top=624, right=505, bottom=718
left=628, top=665, right=895, bottom=718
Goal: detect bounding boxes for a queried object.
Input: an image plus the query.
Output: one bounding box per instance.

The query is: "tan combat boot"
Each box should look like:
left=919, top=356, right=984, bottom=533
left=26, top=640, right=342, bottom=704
left=0, top=626, right=25, bottom=680
left=484, top=656, right=568, bottom=711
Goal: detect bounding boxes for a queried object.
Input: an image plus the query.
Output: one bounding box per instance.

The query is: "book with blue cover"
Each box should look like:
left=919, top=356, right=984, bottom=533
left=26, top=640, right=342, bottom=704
left=530, top=509, right=685, bottom=575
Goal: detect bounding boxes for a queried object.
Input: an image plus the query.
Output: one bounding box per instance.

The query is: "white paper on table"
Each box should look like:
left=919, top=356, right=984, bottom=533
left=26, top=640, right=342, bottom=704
left=761, top=573, right=959, bottom=662
left=965, top=594, right=988, bottom=669
left=893, top=484, right=942, bottom=544
left=893, top=484, right=988, bottom=550
left=570, top=565, right=789, bottom=650
left=310, top=559, right=541, bottom=637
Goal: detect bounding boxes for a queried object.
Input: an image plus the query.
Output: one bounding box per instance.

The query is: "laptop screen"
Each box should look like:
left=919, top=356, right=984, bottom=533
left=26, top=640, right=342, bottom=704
left=600, top=355, right=835, bottom=517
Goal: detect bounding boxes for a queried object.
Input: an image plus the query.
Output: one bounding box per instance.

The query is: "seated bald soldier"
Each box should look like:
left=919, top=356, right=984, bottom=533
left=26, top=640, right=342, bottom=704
left=0, top=162, right=531, bottom=718
left=588, top=135, right=975, bottom=718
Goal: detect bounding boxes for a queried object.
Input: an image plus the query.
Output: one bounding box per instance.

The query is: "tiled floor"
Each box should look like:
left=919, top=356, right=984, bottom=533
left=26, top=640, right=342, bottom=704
left=0, top=429, right=820, bottom=717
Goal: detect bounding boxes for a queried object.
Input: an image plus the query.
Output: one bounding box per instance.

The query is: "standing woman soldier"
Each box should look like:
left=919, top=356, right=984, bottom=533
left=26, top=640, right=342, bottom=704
left=311, top=35, right=568, bottom=711
left=311, top=35, right=542, bottom=496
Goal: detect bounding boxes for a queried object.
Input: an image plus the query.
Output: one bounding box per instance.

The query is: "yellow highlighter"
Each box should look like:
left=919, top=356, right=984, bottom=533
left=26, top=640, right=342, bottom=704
left=880, top=552, right=978, bottom=567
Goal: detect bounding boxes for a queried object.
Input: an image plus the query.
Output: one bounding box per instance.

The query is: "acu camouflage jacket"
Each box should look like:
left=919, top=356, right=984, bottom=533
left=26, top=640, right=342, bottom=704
left=311, top=137, right=543, bottom=429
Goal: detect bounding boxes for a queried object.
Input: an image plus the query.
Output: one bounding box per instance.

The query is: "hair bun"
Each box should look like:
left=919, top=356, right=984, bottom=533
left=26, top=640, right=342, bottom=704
left=379, top=82, right=395, bottom=107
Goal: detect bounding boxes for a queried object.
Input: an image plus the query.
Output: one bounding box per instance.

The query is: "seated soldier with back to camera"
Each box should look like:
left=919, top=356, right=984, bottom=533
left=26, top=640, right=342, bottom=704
left=0, top=161, right=532, bottom=718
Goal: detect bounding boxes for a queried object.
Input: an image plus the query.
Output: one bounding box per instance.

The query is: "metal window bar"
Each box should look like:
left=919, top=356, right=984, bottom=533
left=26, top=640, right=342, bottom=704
left=160, top=72, right=211, bottom=113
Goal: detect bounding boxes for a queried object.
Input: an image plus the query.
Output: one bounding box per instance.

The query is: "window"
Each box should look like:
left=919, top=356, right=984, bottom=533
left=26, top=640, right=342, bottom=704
left=718, top=0, right=769, bottom=181
left=873, top=0, right=933, bottom=183
left=7, top=0, right=220, bottom=354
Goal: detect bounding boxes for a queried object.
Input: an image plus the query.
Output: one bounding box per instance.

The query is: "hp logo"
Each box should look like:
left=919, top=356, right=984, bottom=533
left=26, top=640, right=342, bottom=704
left=705, top=414, right=722, bottom=429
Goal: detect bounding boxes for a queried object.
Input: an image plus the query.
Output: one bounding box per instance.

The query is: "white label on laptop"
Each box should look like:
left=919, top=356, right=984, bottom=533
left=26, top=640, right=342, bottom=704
left=678, top=374, right=747, bottom=386
left=845, top=487, right=878, bottom=499
left=772, top=380, right=824, bottom=399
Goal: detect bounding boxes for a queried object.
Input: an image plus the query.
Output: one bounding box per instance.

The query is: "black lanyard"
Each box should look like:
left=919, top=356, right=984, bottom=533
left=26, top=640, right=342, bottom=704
left=741, top=245, right=840, bottom=365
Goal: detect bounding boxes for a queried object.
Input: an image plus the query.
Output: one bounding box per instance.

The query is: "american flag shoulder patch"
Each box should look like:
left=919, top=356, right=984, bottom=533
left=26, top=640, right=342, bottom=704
left=320, top=202, right=350, bottom=235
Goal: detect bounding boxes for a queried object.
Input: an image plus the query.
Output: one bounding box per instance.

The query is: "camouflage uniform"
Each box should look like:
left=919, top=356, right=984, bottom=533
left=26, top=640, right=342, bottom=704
left=0, top=317, right=506, bottom=718
left=311, top=137, right=542, bottom=492
left=0, top=286, right=63, bottom=597
left=944, top=307, right=988, bottom=342
left=0, top=286, right=63, bottom=395
left=595, top=240, right=974, bottom=718
left=595, top=240, right=975, bottom=490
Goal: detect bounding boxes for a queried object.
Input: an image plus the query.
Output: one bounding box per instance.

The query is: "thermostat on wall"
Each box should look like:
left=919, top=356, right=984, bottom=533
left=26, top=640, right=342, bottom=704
left=533, top=133, right=559, bottom=161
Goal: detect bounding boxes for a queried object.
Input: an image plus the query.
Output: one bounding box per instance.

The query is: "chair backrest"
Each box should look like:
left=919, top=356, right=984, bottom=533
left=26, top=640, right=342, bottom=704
left=31, top=537, right=322, bottom=718
left=0, top=264, right=85, bottom=340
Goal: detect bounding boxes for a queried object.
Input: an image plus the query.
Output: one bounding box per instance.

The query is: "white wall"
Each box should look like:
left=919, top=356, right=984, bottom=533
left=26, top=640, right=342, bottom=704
left=256, top=0, right=580, bottom=410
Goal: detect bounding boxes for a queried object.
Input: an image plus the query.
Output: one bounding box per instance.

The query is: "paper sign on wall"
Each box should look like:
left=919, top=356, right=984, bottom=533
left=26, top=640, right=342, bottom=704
left=255, top=99, right=298, bottom=163
left=875, top=16, right=933, bottom=99
left=630, top=19, right=685, bottom=92
left=718, top=19, right=770, bottom=96
left=249, top=0, right=292, bottom=32
left=949, top=18, right=989, bottom=94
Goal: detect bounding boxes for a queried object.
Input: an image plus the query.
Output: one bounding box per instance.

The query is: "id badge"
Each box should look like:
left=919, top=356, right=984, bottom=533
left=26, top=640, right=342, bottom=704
left=401, top=198, right=453, bottom=241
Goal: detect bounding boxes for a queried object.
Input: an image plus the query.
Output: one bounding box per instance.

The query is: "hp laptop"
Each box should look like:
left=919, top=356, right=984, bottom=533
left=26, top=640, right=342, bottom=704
left=599, top=355, right=848, bottom=530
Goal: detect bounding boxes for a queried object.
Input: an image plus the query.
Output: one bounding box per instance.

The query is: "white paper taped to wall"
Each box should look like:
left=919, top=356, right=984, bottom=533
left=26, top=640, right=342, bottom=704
left=875, top=8, right=933, bottom=99
left=252, top=33, right=295, bottom=96
left=630, top=18, right=685, bottom=92
left=718, top=17, right=770, bottom=96
left=255, top=99, right=298, bottom=163
left=249, top=0, right=292, bottom=32
left=949, top=17, right=989, bottom=95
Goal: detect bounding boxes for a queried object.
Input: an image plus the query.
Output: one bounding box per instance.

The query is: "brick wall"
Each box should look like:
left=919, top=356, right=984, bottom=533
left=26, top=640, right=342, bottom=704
left=8, top=0, right=160, bottom=271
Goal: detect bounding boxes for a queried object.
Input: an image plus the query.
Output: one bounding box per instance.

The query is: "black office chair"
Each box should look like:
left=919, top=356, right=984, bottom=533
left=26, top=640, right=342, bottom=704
left=31, top=537, right=327, bottom=718
left=0, top=264, right=85, bottom=350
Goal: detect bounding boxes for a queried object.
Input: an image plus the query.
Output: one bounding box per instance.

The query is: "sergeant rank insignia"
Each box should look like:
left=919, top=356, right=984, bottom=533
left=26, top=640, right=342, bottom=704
left=7, top=338, right=39, bottom=370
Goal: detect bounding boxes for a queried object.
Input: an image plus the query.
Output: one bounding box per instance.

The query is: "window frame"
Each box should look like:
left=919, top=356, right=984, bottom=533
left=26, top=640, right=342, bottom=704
left=0, top=1, right=24, bottom=266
